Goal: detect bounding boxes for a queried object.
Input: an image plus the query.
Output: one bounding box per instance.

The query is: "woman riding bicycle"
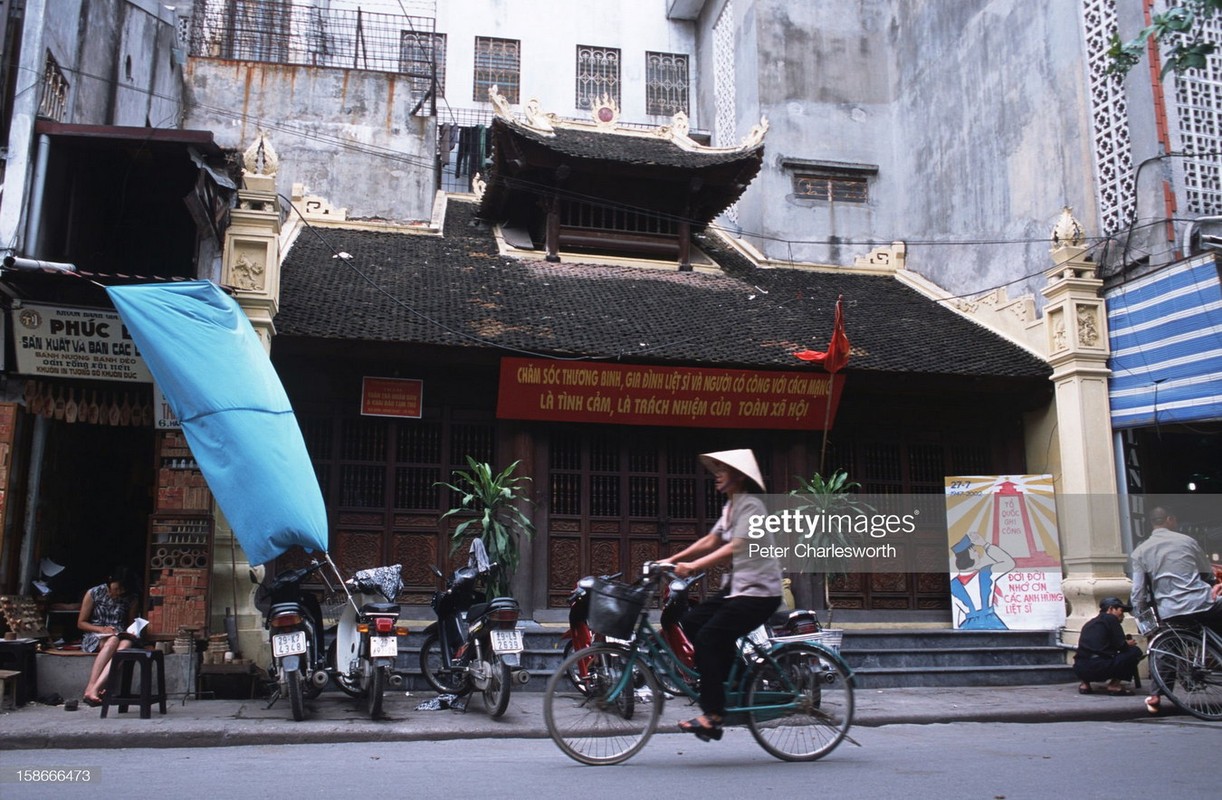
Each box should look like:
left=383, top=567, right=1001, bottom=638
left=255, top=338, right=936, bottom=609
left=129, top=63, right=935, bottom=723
left=669, top=449, right=783, bottom=742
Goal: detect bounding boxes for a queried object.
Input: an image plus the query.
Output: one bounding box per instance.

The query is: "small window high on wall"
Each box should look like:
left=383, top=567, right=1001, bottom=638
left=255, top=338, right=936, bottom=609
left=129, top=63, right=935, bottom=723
left=783, top=159, right=878, bottom=204
left=474, top=36, right=520, bottom=103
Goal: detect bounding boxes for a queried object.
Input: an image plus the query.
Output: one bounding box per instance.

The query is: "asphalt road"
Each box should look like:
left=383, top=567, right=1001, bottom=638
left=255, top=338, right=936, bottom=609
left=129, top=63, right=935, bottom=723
left=1, top=717, right=1215, bottom=800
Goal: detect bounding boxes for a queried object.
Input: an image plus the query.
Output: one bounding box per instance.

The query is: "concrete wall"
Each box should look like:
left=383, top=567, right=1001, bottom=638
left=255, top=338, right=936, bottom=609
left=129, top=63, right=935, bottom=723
left=690, top=0, right=1098, bottom=305
left=183, top=60, right=436, bottom=223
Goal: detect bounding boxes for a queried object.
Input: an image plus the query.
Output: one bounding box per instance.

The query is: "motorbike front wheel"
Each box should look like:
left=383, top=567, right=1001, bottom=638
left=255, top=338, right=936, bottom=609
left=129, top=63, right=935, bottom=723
left=483, top=656, right=512, bottom=718
left=286, top=667, right=306, bottom=721
left=327, top=640, right=365, bottom=697
left=420, top=633, right=471, bottom=695
left=367, top=664, right=387, bottom=719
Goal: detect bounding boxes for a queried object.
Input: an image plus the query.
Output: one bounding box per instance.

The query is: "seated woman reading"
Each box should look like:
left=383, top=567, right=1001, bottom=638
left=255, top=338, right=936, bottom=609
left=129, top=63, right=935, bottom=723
left=76, top=567, right=140, bottom=706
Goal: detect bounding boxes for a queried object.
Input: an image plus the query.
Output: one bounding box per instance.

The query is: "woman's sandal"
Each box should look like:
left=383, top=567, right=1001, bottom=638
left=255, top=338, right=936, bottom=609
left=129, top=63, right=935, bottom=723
left=1105, top=686, right=1134, bottom=696
left=1144, top=695, right=1161, bottom=714
left=678, top=716, right=724, bottom=742
left=1078, top=683, right=1094, bottom=695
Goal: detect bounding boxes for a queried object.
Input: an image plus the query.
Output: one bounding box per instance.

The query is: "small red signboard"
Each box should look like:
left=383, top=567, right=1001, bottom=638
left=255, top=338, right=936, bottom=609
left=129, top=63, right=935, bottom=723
left=361, top=377, right=423, bottom=418
left=497, top=358, right=844, bottom=430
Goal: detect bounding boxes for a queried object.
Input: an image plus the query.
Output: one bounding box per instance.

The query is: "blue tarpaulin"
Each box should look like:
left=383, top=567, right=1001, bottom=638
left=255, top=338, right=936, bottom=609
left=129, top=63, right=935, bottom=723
left=107, top=281, right=328, bottom=565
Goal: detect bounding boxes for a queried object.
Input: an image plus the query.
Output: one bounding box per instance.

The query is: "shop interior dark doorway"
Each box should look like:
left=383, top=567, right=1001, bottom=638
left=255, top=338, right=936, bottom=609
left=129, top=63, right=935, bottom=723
left=38, top=420, right=153, bottom=601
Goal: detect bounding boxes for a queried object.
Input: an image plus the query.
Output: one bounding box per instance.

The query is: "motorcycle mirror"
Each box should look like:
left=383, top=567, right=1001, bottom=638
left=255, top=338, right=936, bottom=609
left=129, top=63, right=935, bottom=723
left=430, top=564, right=444, bottom=578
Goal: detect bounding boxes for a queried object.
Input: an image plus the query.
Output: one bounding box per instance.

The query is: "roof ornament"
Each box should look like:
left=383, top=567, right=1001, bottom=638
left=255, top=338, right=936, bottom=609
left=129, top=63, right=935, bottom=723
left=740, top=116, right=769, bottom=149
left=489, top=85, right=514, bottom=120
left=523, top=98, right=556, bottom=134
left=242, top=130, right=278, bottom=176
left=590, top=94, right=619, bottom=128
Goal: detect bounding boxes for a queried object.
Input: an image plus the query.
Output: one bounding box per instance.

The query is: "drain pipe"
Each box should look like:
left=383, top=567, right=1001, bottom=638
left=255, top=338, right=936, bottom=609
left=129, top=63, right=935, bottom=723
left=2, top=256, right=77, bottom=272
left=20, top=133, right=53, bottom=257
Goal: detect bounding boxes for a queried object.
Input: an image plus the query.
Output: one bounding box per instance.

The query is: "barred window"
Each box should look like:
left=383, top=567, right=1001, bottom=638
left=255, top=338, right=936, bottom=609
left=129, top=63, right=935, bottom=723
left=401, top=31, right=446, bottom=100
left=793, top=173, right=869, bottom=203
left=645, top=51, right=689, bottom=116
left=474, top=36, right=520, bottom=104
left=575, top=44, right=620, bottom=110
left=39, top=53, right=69, bottom=122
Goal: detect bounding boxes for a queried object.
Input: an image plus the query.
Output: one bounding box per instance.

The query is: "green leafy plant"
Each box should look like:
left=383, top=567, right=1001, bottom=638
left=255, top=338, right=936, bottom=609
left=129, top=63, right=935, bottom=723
left=788, top=469, right=874, bottom=623
left=1108, top=0, right=1221, bottom=76
left=437, top=457, right=535, bottom=597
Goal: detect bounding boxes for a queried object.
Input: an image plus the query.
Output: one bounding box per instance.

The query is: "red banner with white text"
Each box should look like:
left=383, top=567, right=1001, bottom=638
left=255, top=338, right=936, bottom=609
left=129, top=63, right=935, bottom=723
left=497, top=358, right=845, bottom=429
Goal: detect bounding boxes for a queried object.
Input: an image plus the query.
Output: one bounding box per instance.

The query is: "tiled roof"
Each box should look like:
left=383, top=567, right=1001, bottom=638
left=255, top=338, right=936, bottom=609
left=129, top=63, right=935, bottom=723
left=500, top=119, right=763, bottom=169
left=275, top=200, right=1050, bottom=378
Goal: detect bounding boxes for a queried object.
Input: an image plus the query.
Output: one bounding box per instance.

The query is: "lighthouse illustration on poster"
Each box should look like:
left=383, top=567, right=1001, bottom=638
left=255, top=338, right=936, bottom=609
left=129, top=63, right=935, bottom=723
left=944, top=475, right=1066, bottom=631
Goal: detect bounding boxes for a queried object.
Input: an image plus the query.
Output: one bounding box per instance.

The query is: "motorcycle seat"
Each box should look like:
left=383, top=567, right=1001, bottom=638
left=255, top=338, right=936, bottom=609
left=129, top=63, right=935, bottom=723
left=468, top=597, right=519, bottom=620
left=362, top=602, right=401, bottom=615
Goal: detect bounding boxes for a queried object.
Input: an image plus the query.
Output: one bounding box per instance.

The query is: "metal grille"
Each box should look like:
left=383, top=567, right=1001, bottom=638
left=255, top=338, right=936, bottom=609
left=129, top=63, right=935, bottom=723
left=1081, top=0, right=1136, bottom=233
left=575, top=44, right=621, bottom=110
left=401, top=31, right=446, bottom=101
left=645, top=51, right=689, bottom=116
left=713, top=1, right=737, bottom=225
left=1172, top=12, right=1222, bottom=216
left=474, top=36, right=520, bottom=104
left=189, top=0, right=436, bottom=76
left=38, top=54, right=68, bottom=122
left=793, top=173, right=869, bottom=203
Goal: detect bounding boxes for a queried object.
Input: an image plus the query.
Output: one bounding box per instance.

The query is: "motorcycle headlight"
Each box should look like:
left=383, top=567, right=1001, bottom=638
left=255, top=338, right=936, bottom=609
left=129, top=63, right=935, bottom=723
left=577, top=576, right=596, bottom=589
left=669, top=578, right=687, bottom=593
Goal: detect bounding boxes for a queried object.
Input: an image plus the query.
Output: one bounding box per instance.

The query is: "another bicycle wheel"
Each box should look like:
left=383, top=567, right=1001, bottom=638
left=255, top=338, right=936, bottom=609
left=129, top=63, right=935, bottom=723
left=1148, top=626, right=1222, bottom=721
left=745, top=643, right=854, bottom=762
left=544, top=644, right=663, bottom=766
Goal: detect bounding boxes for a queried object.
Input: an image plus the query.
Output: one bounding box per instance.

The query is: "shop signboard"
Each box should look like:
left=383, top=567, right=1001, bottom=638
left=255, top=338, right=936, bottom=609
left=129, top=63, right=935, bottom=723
left=496, top=357, right=844, bottom=430
left=944, top=475, right=1065, bottom=631
left=360, top=377, right=423, bottom=418
left=12, top=303, right=152, bottom=382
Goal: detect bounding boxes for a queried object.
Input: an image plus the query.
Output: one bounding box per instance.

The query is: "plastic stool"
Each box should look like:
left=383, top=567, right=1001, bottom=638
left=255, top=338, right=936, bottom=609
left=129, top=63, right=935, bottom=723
left=100, top=649, right=167, bottom=719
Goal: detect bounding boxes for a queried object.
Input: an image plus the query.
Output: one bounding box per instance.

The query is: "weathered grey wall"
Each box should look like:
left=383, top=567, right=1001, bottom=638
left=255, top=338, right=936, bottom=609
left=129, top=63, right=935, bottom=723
left=697, top=0, right=1098, bottom=301
left=183, top=60, right=437, bottom=222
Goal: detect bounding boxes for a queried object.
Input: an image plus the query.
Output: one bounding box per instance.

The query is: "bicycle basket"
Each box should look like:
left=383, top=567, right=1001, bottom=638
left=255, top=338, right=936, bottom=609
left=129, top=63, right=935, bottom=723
left=587, top=578, right=650, bottom=640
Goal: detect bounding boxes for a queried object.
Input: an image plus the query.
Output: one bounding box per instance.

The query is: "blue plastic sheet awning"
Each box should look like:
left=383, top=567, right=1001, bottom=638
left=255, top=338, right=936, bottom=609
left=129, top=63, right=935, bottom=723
left=107, top=281, right=327, bottom=565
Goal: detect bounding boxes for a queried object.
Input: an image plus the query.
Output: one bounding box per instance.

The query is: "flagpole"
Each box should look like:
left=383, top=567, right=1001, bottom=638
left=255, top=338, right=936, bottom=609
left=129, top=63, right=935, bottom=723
left=819, top=371, right=835, bottom=475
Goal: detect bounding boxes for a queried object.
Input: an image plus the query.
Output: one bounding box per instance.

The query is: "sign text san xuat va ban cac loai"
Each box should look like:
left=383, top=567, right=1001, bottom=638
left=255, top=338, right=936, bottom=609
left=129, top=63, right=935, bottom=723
left=15, top=304, right=152, bottom=382
left=497, top=357, right=844, bottom=429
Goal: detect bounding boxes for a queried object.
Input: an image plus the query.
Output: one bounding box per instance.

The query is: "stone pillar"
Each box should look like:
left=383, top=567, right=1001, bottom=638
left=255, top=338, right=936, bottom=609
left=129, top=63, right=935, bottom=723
left=212, top=132, right=284, bottom=663
left=1040, top=209, right=1128, bottom=643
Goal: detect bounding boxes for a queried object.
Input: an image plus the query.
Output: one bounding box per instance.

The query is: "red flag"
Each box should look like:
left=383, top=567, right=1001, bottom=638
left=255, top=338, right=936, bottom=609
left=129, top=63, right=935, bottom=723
left=794, top=295, right=850, bottom=373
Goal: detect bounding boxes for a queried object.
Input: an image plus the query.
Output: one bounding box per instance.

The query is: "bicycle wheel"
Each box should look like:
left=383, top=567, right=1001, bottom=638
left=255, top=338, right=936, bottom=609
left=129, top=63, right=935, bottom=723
left=1148, top=627, right=1222, bottom=721
left=745, top=643, right=854, bottom=762
left=544, top=644, right=663, bottom=766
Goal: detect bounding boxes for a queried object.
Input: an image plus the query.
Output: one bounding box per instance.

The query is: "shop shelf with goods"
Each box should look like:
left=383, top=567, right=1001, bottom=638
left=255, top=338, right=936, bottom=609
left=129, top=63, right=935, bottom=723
left=145, top=430, right=215, bottom=643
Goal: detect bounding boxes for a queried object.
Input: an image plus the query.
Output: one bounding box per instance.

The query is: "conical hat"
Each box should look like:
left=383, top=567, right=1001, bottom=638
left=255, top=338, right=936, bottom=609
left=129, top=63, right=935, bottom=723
left=699, top=449, right=766, bottom=492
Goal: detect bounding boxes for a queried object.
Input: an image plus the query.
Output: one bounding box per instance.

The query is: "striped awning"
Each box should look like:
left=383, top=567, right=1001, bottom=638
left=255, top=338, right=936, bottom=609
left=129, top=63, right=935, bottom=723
left=1107, top=255, right=1222, bottom=428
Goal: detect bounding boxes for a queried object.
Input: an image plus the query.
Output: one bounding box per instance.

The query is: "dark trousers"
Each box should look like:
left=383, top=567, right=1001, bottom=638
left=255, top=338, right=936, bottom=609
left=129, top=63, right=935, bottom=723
left=682, top=589, right=781, bottom=717
left=1073, top=645, right=1143, bottom=683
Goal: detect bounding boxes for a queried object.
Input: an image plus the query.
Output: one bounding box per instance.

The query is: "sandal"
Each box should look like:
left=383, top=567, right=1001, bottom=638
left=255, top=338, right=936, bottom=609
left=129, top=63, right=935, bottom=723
left=1078, top=684, right=1094, bottom=695
left=678, top=716, right=723, bottom=742
left=1145, top=695, right=1161, bottom=714
left=1105, top=686, right=1134, bottom=696
left=82, top=696, right=102, bottom=708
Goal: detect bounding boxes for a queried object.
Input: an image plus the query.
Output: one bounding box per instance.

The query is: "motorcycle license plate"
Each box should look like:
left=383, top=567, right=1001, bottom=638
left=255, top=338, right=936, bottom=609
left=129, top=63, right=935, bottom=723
left=370, top=635, right=398, bottom=658
left=490, top=629, right=523, bottom=654
left=272, top=631, right=307, bottom=658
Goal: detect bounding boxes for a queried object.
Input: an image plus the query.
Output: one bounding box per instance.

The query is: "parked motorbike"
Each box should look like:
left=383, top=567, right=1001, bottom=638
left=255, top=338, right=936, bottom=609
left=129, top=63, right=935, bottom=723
left=252, top=559, right=333, bottom=721
left=419, top=542, right=528, bottom=718
left=329, top=564, right=407, bottom=719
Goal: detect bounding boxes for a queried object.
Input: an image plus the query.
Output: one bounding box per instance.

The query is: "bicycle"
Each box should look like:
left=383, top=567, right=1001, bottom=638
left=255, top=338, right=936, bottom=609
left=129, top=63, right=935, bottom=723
left=543, top=562, right=856, bottom=765
left=1142, top=606, right=1222, bottom=721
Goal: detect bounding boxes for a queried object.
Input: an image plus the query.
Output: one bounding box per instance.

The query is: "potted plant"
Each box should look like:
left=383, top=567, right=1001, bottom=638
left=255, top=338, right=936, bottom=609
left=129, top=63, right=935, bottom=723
left=437, top=457, right=536, bottom=598
left=788, top=468, right=873, bottom=628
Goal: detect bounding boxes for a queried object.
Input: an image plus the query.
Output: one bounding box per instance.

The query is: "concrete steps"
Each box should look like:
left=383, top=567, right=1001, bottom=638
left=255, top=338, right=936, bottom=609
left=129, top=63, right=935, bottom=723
left=388, top=625, right=1074, bottom=692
